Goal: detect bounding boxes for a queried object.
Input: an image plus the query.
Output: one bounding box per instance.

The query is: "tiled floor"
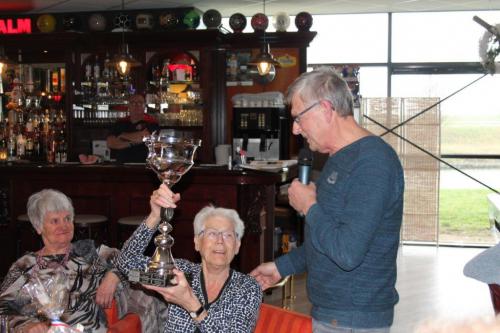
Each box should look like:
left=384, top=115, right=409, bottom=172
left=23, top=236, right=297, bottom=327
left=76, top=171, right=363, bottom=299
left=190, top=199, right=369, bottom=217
left=263, top=245, right=493, bottom=332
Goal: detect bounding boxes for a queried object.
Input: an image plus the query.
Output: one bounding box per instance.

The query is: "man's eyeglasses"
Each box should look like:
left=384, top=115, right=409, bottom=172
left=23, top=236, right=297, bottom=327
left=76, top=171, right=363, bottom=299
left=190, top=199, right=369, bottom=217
left=292, top=101, right=321, bottom=124
left=198, top=228, right=238, bottom=242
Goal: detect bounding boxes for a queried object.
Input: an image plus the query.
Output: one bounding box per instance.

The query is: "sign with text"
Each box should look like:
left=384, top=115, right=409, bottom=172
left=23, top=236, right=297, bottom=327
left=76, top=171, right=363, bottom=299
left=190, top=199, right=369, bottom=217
left=0, top=18, right=32, bottom=34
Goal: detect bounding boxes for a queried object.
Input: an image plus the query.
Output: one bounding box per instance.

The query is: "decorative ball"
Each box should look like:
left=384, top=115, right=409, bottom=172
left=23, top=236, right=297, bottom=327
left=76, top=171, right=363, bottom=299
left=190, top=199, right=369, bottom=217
left=112, top=13, right=132, bottom=32
left=295, top=11, right=313, bottom=32
left=251, top=13, right=268, bottom=32
left=88, top=13, right=107, bottom=31
left=62, top=15, right=81, bottom=31
left=273, top=12, right=290, bottom=32
left=183, top=9, right=200, bottom=29
left=229, top=13, right=247, bottom=33
left=136, top=13, right=154, bottom=30
left=159, top=11, right=179, bottom=30
left=203, top=9, right=221, bottom=29
left=36, top=14, right=56, bottom=33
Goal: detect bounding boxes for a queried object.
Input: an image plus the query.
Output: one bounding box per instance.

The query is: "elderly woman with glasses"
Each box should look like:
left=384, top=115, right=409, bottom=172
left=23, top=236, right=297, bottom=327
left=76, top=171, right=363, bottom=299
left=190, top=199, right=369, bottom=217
left=117, top=184, right=262, bottom=333
left=0, top=189, right=127, bottom=333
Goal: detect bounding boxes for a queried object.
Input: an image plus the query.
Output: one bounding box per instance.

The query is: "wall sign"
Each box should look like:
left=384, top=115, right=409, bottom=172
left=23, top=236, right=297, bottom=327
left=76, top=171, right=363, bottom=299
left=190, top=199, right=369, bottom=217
left=0, top=18, right=32, bottom=34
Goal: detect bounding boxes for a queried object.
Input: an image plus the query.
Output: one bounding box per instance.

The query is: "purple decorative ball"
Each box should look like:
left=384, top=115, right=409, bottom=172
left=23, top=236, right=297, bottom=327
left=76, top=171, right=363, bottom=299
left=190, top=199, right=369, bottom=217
left=251, top=13, right=268, bottom=32
left=295, top=11, right=313, bottom=32
left=229, top=13, right=247, bottom=33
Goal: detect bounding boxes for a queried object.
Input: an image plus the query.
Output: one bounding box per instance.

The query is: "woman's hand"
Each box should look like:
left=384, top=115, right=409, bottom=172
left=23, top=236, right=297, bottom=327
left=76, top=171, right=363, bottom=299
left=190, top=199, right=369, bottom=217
left=95, top=271, right=120, bottom=309
left=19, top=322, right=49, bottom=333
left=145, top=184, right=181, bottom=229
left=142, top=268, right=201, bottom=312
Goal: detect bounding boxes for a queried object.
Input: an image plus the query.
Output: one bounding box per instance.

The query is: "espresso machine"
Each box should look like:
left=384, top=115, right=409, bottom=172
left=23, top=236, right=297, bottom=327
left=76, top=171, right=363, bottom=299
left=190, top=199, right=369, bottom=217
left=232, top=106, right=288, bottom=161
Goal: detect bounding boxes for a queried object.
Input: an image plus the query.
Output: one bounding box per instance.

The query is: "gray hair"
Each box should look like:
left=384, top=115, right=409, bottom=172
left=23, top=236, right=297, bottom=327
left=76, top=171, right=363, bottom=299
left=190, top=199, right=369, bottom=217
left=193, top=206, right=245, bottom=240
left=286, top=67, right=354, bottom=117
left=27, top=189, right=74, bottom=232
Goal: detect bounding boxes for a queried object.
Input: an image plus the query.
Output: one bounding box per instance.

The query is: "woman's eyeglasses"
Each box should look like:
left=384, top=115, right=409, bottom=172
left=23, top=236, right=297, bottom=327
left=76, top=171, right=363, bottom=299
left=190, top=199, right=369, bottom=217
left=199, top=228, right=237, bottom=242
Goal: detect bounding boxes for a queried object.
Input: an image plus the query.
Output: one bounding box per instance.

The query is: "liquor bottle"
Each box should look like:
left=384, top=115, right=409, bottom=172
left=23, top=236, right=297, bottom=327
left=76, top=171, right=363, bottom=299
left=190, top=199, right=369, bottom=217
left=191, top=59, right=199, bottom=82
left=57, top=130, right=67, bottom=163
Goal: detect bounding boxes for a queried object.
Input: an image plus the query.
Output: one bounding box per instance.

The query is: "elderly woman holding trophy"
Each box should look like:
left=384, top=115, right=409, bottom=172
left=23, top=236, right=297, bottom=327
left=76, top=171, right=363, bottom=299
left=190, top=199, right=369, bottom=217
left=117, top=184, right=263, bottom=333
left=0, top=189, right=126, bottom=333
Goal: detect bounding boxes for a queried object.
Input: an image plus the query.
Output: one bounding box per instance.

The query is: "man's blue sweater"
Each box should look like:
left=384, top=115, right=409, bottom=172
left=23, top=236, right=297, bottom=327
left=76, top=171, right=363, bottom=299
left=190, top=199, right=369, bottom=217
left=276, top=136, right=404, bottom=329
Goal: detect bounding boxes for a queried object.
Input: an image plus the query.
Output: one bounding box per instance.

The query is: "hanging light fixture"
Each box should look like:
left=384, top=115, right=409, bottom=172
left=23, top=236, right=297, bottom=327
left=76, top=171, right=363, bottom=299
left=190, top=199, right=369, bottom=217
left=107, top=0, right=141, bottom=77
left=0, top=46, right=15, bottom=75
left=248, top=0, right=280, bottom=76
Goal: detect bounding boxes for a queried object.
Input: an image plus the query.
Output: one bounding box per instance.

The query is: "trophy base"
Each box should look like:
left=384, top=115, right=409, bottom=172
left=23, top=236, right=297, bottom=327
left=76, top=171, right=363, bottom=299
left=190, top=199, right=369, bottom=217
left=129, top=269, right=177, bottom=287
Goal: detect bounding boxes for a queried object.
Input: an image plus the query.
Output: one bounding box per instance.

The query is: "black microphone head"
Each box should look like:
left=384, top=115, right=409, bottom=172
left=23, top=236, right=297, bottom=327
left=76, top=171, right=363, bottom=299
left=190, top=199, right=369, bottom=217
left=298, top=148, right=313, bottom=166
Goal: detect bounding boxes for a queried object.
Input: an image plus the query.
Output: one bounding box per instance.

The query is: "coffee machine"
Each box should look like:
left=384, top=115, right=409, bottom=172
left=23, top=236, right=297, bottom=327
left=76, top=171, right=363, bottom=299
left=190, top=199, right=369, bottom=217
left=232, top=106, right=288, bottom=161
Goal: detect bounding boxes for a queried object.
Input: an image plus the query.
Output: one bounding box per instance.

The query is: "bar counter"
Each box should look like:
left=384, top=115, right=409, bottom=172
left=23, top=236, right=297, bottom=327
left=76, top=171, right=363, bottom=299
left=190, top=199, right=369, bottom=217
left=0, top=162, right=293, bottom=278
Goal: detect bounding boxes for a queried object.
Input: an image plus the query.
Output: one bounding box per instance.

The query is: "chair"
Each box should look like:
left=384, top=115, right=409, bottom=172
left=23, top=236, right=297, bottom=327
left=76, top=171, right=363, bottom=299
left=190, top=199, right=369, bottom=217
left=254, top=303, right=312, bottom=333
left=105, top=299, right=141, bottom=333
left=488, top=284, right=500, bottom=314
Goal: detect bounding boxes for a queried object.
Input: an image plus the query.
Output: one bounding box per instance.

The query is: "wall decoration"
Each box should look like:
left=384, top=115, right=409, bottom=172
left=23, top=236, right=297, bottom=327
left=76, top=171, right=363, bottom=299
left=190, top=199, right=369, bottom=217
left=226, top=50, right=253, bottom=86
left=229, top=13, right=247, bottom=33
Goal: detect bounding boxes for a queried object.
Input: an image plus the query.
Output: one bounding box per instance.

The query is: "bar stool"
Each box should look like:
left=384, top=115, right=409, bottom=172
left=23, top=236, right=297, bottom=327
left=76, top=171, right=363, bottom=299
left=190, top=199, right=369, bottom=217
left=73, top=214, right=108, bottom=245
left=117, top=215, right=145, bottom=248
left=269, top=275, right=295, bottom=309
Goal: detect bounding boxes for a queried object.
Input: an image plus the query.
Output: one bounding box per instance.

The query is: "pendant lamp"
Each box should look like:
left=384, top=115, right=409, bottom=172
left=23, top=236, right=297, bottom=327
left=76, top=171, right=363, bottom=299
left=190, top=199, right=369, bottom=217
left=0, top=46, right=15, bottom=75
left=248, top=0, right=280, bottom=76
left=107, top=0, right=141, bottom=77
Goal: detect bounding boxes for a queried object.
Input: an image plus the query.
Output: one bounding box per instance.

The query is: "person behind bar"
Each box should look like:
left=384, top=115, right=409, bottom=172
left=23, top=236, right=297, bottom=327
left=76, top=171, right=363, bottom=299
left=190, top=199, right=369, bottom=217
left=0, top=189, right=125, bottom=333
left=250, top=67, right=405, bottom=332
left=106, top=94, right=160, bottom=163
left=117, top=184, right=262, bottom=333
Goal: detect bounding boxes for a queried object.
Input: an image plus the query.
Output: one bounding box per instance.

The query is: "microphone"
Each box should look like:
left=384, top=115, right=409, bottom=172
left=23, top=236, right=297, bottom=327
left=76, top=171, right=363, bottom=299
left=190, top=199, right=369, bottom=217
left=298, top=148, right=313, bottom=185
left=473, top=16, right=500, bottom=39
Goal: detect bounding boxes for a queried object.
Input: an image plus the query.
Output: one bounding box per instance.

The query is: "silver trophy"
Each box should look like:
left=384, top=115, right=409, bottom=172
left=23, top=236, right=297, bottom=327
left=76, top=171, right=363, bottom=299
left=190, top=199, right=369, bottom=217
left=129, top=133, right=201, bottom=287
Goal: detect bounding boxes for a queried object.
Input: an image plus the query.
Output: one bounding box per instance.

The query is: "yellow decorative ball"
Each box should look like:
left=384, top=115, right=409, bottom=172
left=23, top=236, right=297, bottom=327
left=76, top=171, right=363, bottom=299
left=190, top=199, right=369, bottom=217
left=37, top=14, right=57, bottom=33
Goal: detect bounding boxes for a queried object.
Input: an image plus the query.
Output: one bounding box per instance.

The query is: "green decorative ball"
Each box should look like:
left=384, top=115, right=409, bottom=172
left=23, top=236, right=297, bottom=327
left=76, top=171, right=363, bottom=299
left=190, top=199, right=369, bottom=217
left=183, top=9, right=200, bottom=29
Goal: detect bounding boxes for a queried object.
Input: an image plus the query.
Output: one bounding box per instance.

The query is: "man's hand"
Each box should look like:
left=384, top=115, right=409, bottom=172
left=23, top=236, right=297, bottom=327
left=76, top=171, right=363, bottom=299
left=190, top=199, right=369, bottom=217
left=288, top=179, right=317, bottom=216
left=95, top=271, right=120, bottom=308
left=249, top=262, right=282, bottom=291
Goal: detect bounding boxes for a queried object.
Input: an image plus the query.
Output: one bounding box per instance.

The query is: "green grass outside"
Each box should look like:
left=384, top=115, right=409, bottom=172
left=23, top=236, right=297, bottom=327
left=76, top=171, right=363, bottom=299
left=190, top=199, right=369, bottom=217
left=439, top=188, right=491, bottom=236
left=441, top=125, right=500, bottom=154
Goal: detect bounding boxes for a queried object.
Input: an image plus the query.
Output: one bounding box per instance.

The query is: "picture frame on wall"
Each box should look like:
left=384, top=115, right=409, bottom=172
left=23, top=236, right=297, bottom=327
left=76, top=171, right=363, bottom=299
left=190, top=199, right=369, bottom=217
left=226, top=50, right=254, bottom=86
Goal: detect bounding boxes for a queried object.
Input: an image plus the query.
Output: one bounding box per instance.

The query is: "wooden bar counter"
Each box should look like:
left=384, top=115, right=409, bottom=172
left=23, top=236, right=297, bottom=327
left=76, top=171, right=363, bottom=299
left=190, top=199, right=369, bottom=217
left=0, top=162, right=291, bottom=279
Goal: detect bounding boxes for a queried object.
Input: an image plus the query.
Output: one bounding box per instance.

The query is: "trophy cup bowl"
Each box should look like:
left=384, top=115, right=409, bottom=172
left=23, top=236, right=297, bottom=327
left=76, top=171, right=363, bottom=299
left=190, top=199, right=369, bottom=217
left=128, top=133, right=201, bottom=287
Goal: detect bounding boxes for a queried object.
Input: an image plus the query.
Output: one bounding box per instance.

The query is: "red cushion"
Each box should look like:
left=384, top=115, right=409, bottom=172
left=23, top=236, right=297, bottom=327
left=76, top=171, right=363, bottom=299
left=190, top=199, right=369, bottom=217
left=254, top=303, right=312, bottom=333
left=105, top=299, right=141, bottom=333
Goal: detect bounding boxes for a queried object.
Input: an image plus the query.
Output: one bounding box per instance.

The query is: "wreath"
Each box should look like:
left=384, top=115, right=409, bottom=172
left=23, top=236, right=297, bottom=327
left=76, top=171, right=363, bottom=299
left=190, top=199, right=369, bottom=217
left=479, top=24, right=500, bottom=74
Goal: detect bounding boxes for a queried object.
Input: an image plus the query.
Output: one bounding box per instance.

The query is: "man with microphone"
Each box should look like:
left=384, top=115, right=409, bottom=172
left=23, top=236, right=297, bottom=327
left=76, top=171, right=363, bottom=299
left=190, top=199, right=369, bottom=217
left=250, top=68, right=404, bottom=332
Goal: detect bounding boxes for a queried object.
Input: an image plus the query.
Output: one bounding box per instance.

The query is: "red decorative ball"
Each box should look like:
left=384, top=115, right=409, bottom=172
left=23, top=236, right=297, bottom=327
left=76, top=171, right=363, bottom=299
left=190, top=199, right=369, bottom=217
left=295, top=11, right=313, bottom=32
left=251, top=13, right=268, bottom=32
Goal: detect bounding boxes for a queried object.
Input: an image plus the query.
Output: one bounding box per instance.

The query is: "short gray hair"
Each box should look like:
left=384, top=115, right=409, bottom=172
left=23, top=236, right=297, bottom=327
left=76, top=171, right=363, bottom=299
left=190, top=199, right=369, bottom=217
left=27, top=189, right=74, bottom=232
left=286, top=67, right=354, bottom=117
left=193, top=206, right=245, bottom=240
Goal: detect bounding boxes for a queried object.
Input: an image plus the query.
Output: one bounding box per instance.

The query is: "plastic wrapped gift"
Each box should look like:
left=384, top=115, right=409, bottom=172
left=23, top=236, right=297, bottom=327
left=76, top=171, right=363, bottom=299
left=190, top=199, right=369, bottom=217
left=23, top=268, right=83, bottom=333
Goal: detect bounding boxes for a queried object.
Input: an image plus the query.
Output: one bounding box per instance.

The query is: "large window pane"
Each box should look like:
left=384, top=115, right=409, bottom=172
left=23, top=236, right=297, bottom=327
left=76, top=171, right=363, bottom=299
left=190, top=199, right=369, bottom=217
left=392, top=73, right=500, bottom=155
left=393, top=11, right=500, bottom=62
left=440, top=158, right=500, bottom=245
left=308, top=14, right=388, bottom=64
left=359, top=66, right=388, bottom=97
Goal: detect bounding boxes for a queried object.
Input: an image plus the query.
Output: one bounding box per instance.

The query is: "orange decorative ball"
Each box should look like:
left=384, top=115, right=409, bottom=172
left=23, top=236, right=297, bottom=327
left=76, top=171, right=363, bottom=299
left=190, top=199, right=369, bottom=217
left=37, top=14, right=57, bottom=33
